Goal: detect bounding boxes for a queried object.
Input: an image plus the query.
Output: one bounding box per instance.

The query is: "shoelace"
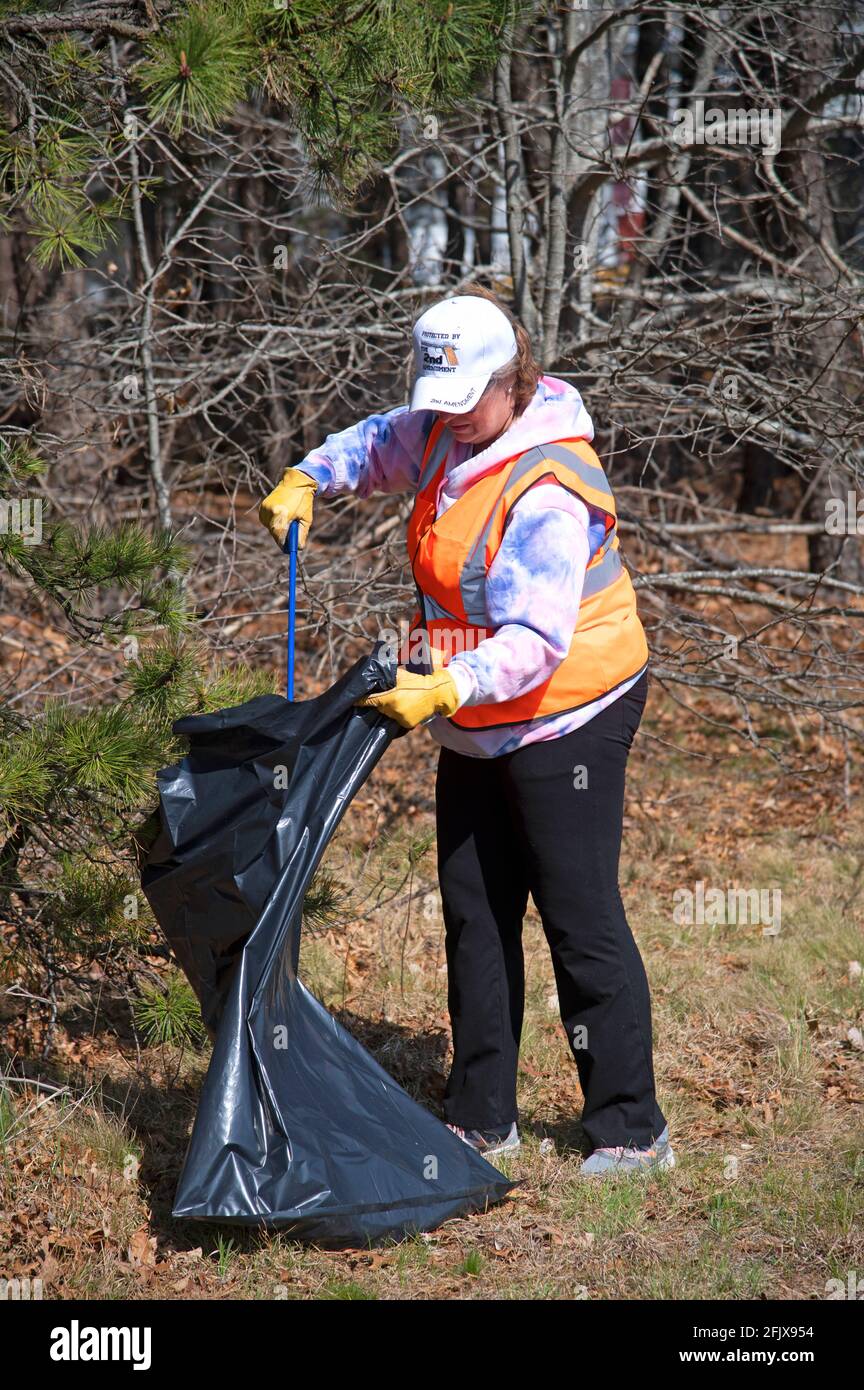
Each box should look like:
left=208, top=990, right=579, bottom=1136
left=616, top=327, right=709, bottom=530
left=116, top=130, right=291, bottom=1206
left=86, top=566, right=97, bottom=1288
left=596, top=1143, right=657, bottom=1160
left=447, top=1123, right=491, bottom=1148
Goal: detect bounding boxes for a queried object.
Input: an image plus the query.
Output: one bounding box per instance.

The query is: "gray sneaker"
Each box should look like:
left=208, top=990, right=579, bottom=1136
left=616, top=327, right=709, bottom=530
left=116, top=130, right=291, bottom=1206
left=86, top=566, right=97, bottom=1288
left=446, top=1121, right=520, bottom=1158
left=580, top=1125, right=675, bottom=1177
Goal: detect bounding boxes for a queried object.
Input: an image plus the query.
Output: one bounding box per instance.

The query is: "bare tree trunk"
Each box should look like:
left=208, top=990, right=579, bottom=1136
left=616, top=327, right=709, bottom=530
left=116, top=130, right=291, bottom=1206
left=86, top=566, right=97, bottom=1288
left=786, top=5, right=863, bottom=582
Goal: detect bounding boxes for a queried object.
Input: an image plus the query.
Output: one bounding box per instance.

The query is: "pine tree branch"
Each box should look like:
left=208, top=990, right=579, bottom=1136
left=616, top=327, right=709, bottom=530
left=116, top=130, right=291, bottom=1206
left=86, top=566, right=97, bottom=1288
left=109, top=36, right=172, bottom=530
left=0, top=11, right=152, bottom=41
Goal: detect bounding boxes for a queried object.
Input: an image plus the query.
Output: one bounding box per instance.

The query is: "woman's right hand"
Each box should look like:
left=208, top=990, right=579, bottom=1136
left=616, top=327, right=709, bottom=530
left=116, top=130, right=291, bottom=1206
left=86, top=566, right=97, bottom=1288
left=258, top=468, right=318, bottom=549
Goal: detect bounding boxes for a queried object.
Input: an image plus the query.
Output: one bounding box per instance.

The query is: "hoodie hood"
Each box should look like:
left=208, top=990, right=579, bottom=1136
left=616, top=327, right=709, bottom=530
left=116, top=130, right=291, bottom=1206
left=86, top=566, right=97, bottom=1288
left=437, top=375, right=594, bottom=507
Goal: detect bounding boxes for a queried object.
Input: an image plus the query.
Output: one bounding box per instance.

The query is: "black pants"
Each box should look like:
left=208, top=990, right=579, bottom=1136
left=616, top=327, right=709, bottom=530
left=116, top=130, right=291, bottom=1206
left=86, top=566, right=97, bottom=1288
left=435, top=671, right=665, bottom=1150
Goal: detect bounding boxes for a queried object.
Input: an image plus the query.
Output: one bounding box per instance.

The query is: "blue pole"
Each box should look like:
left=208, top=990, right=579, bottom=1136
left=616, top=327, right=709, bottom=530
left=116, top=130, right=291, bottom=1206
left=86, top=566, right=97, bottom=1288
left=283, top=520, right=299, bottom=700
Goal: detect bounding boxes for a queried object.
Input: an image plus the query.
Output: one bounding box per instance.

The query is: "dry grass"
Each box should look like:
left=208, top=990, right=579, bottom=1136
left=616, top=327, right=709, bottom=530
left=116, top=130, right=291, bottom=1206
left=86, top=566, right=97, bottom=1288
left=1, top=689, right=863, bottom=1300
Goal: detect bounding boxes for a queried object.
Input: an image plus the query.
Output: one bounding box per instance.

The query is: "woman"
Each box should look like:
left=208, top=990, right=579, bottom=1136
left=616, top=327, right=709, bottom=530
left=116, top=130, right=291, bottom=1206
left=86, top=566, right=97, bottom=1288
left=259, top=288, right=673, bottom=1176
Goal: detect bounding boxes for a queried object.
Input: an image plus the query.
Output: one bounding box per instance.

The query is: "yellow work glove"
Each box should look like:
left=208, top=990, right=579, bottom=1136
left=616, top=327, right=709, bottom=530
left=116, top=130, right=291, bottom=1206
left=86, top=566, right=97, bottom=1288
left=355, top=668, right=461, bottom=731
left=258, top=468, right=318, bottom=549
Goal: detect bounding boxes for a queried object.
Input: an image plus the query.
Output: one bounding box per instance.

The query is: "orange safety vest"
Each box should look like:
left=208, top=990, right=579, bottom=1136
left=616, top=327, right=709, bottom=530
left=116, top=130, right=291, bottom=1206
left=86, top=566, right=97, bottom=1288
left=406, top=418, right=648, bottom=730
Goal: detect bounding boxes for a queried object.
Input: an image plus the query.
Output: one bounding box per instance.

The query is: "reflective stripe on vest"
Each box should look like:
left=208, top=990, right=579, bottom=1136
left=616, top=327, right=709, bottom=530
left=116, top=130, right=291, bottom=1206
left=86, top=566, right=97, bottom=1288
left=459, top=440, right=619, bottom=624
left=417, top=420, right=450, bottom=492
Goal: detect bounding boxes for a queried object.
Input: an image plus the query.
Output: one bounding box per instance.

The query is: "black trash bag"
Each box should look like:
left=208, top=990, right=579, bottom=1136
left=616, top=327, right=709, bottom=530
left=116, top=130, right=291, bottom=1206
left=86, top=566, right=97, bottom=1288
left=141, top=644, right=514, bottom=1246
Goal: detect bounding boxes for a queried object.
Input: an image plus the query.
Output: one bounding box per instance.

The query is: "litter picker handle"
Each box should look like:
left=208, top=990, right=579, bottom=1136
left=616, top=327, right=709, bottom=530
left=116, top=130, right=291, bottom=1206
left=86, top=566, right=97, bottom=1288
left=282, top=519, right=299, bottom=700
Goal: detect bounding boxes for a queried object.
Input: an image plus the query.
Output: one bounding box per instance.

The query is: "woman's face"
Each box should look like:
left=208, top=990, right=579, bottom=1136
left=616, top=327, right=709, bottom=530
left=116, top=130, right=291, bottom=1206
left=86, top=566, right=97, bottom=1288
left=434, top=381, right=515, bottom=449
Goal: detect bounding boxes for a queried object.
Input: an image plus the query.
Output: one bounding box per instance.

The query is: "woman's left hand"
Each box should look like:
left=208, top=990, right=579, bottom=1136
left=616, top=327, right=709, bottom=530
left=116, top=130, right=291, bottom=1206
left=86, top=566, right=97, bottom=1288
left=355, top=668, right=461, bottom=730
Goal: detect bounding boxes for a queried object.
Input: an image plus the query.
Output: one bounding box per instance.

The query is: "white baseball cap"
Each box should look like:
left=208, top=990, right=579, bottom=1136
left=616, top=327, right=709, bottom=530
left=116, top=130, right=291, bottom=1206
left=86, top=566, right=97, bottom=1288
left=410, top=296, right=518, bottom=414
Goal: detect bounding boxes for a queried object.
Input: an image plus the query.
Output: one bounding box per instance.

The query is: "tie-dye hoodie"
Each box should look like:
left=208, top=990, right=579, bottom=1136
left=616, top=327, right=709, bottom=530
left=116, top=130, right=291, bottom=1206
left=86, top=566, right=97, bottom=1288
left=294, top=375, right=646, bottom=757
